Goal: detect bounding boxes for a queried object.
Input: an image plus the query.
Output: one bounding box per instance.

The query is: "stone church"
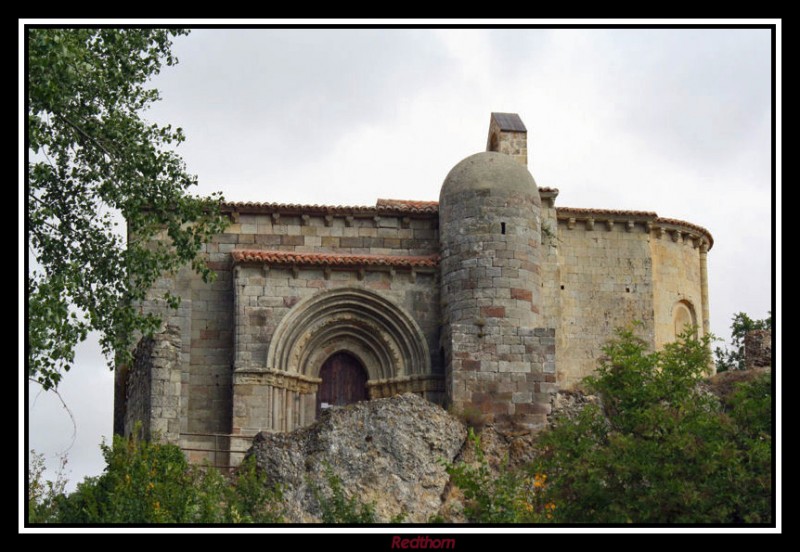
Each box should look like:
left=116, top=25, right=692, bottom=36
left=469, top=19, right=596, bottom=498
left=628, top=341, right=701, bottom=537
left=115, top=113, right=713, bottom=467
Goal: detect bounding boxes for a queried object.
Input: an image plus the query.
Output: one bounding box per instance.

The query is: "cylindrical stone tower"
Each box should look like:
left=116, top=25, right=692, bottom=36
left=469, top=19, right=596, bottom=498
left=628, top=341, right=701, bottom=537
left=440, top=151, right=549, bottom=429
left=439, top=152, right=553, bottom=429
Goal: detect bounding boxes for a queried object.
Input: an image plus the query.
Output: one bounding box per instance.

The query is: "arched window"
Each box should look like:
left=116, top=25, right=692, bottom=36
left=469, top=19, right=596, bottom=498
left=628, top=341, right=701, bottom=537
left=672, top=300, right=697, bottom=340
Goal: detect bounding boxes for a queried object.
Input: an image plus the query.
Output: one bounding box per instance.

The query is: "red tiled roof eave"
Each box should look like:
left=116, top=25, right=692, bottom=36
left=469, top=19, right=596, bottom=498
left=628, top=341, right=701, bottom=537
left=557, top=206, right=659, bottom=218
left=375, top=199, right=439, bottom=210
left=224, top=191, right=559, bottom=217
left=222, top=200, right=439, bottom=217
left=231, top=250, right=440, bottom=269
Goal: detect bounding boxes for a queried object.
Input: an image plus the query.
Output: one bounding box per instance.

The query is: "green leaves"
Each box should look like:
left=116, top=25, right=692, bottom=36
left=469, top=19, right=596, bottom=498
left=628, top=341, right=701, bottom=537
left=714, top=312, right=772, bottom=372
left=530, top=326, right=772, bottom=524
left=27, top=28, right=228, bottom=390
left=41, top=435, right=284, bottom=523
left=311, top=463, right=378, bottom=523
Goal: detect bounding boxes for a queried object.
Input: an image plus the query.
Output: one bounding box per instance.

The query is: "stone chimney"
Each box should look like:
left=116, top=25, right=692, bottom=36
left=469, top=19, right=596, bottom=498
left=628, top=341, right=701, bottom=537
left=486, top=112, right=528, bottom=167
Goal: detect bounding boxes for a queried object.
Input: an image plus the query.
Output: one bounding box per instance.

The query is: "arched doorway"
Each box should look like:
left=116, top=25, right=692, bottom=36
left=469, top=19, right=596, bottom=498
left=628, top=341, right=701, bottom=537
left=316, top=352, right=368, bottom=417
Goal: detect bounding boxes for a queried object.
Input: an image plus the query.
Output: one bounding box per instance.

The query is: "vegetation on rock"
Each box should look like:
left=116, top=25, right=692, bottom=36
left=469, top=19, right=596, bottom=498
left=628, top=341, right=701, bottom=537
left=448, top=325, right=772, bottom=524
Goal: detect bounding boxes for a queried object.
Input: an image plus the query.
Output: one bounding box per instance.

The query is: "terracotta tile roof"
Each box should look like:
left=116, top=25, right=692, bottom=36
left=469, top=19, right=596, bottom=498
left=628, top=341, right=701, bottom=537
left=222, top=199, right=438, bottom=217
left=375, top=199, right=439, bottom=210
left=224, top=188, right=562, bottom=217
left=231, top=250, right=440, bottom=268
left=557, top=206, right=658, bottom=218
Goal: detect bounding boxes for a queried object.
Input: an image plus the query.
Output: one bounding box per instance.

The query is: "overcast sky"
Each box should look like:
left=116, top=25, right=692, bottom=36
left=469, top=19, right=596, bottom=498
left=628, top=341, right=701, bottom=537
left=25, top=26, right=776, bottom=491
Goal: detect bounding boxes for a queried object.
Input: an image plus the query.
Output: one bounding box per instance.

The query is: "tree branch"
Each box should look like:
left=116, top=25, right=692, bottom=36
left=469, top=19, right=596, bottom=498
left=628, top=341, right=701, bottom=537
left=54, top=112, right=115, bottom=159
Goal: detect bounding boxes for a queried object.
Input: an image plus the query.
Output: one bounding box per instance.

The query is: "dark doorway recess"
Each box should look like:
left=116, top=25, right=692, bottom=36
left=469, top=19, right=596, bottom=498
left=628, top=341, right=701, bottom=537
left=316, top=352, right=368, bottom=417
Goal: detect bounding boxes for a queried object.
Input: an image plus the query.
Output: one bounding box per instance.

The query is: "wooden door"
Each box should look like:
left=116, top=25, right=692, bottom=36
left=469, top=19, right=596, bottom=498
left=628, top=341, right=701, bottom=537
left=316, top=352, right=368, bottom=417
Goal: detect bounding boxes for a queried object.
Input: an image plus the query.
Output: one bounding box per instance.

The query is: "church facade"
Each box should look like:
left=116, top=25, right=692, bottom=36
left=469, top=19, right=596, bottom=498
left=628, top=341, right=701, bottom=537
left=115, top=113, right=713, bottom=467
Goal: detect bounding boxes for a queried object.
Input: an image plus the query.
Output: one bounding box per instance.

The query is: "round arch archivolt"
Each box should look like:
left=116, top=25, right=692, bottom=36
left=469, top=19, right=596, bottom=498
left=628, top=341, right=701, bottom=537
left=266, top=287, right=432, bottom=382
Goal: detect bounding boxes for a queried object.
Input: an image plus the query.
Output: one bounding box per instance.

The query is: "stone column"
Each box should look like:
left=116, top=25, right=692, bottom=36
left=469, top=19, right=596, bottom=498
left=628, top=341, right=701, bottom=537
left=699, top=241, right=710, bottom=337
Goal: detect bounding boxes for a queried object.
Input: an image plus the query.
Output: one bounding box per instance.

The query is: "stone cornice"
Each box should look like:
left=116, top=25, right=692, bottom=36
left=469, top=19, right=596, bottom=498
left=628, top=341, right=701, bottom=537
left=555, top=207, right=713, bottom=249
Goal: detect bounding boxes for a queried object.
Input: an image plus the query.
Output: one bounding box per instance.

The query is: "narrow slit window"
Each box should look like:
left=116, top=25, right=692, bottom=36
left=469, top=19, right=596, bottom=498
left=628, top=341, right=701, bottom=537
left=501, top=222, right=506, bottom=235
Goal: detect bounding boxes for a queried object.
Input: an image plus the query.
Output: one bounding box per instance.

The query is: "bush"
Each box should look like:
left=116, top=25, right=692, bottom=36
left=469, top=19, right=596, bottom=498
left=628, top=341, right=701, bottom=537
left=446, top=429, right=554, bottom=523
left=27, top=450, right=68, bottom=523
left=445, top=325, right=772, bottom=524
left=311, top=464, right=378, bottom=523
left=30, top=433, right=284, bottom=524
left=55, top=433, right=202, bottom=523
left=529, top=326, right=772, bottom=523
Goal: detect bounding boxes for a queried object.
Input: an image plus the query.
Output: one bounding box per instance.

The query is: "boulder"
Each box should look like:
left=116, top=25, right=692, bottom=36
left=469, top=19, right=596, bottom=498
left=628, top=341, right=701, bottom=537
left=247, top=393, right=467, bottom=523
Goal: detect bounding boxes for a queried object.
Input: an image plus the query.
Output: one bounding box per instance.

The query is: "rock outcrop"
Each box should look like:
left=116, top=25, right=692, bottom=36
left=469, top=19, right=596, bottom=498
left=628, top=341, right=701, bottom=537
left=247, top=393, right=467, bottom=523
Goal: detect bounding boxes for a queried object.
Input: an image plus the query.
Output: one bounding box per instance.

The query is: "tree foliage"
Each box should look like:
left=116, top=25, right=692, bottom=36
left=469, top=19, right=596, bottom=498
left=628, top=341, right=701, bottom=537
left=530, top=326, right=772, bottom=523
left=446, top=429, right=554, bottom=523
left=28, top=433, right=284, bottom=524
left=714, top=312, right=772, bottom=372
left=447, top=326, right=772, bottom=524
left=27, top=28, right=228, bottom=390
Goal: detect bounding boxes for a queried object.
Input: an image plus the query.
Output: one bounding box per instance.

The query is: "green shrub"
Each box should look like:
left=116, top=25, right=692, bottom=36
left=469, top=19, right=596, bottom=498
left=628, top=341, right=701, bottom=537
left=54, top=433, right=196, bottom=523
left=31, top=432, right=283, bottom=524
left=28, top=450, right=68, bottom=523
left=225, top=456, right=284, bottom=523
left=444, top=325, right=772, bottom=524
left=530, top=326, right=772, bottom=523
left=311, top=464, right=377, bottom=523
left=446, top=429, right=553, bottom=523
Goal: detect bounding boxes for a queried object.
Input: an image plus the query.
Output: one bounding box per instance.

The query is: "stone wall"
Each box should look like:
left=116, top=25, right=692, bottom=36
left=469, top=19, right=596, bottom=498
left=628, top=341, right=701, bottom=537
left=651, top=228, right=706, bottom=349
left=553, top=209, right=711, bottom=387
left=231, top=264, right=441, bottom=435
left=121, top=325, right=182, bottom=444
left=745, top=329, right=772, bottom=369
left=554, top=214, right=656, bottom=388
left=486, top=113, right=528, bottom=167
left=539, top=191, right=561, bottom=331
left=227, top=208, right=441, bottom=439
left=132, top=204, right=440, bottom=461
